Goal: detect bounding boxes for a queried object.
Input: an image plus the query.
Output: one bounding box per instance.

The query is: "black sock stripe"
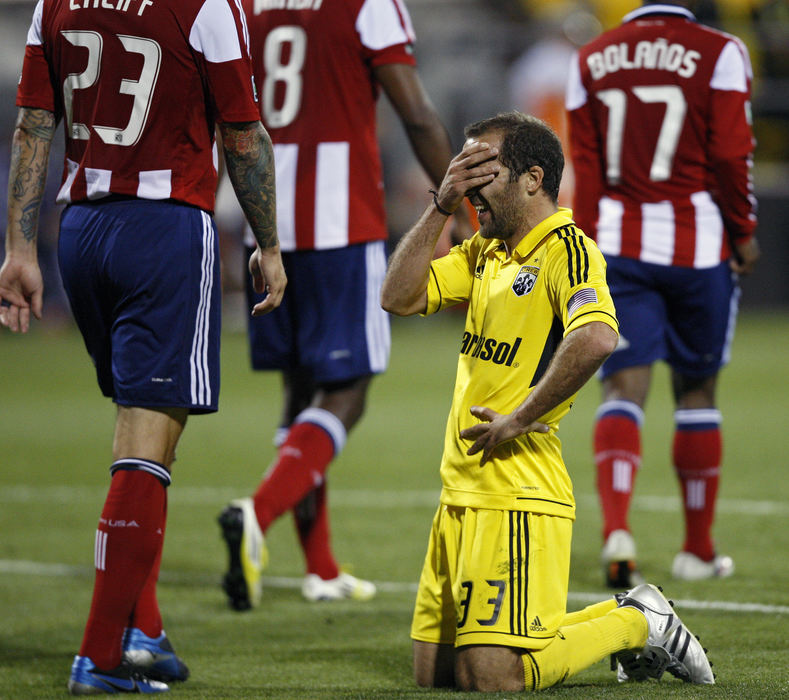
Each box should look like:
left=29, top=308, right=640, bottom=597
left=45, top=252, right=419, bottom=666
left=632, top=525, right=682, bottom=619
left=110, top=458, right=171, bottom=487
left=524, top=650, right=540, bottom=690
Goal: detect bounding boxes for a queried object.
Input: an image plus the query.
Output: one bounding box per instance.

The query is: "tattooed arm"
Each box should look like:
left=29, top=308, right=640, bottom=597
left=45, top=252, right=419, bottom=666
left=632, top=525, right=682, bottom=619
left=0, top=107, right=55, bottom=332
left=218, top=120, right=286, bottom=315
left=220, top=121, right=278, bottom=251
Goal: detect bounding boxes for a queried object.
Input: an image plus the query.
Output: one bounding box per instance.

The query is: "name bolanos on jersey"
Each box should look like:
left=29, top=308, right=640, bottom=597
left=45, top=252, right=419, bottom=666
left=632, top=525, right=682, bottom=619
left=586, top=39, right=701, bottom=80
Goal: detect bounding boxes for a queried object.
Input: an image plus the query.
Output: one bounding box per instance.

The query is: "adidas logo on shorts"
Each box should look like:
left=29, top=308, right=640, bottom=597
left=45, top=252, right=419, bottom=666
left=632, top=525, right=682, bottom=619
left=529, top=615, right=547, bottom=632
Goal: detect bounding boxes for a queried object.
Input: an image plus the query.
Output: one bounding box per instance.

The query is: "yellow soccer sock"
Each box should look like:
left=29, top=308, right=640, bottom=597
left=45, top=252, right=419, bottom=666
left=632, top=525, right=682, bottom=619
left=560, top=597, right=618, bottom=626
left=523, top=606, right=647, bottom=690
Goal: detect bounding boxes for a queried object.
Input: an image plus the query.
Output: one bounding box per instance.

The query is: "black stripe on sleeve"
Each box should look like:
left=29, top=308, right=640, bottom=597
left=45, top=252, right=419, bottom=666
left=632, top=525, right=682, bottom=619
left=571, top=232, right=583, bottom=286
left=573, top=231, right=589, bottom=284
left=557, top=227, right=575, bottom=287
left=558, top=225, right=590, bottom=286
left=568, top=309, right=619, bottom=329
left=428, top=265, right=442, bottom=311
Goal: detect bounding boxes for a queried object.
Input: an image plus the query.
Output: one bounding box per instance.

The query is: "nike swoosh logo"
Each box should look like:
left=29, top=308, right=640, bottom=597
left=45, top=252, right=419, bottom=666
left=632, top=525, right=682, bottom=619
left=92, top=673, right=136, bottom=692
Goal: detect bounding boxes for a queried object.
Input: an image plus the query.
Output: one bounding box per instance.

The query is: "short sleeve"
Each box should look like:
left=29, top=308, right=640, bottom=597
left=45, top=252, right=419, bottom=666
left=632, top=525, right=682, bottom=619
left=425, top=240, right=478, bottom=315
left=544, top=231, right=618, bottom=336
left=190, top=0, right=259, bottom=123
left=357, top=0, right=417, bottom=68
left=16, top=1, right=56, bottom=112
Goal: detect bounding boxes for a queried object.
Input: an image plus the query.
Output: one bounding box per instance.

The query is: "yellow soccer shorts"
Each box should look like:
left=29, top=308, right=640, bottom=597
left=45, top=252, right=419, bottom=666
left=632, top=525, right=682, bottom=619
left=411, top=504, right=572, bottom=650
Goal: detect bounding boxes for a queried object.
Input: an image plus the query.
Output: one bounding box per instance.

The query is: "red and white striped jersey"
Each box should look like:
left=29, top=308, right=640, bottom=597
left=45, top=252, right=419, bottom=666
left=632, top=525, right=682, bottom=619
left=566, top=4, right=757, bottom=268
left=243, top=0, right=416, bottom=251
left=17, top=0, right=260, bottom=213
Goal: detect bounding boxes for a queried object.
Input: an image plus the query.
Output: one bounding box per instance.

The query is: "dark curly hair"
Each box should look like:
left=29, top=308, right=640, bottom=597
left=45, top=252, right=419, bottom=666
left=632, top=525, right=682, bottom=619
left=464, top=111, right=564, bottom=203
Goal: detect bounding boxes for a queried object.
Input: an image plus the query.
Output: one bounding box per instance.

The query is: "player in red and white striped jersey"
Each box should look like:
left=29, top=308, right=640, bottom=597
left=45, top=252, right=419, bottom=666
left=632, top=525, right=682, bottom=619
left=218, top=0, right=472, bottom=609
left=566, top=1, right=760, bottom=587
left=2, top=0, right=285, bottom=691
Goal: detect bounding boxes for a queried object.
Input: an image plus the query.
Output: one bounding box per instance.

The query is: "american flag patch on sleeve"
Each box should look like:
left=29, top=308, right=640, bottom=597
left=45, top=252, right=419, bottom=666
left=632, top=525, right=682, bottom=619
left=567, top=288, right=598, bottom=318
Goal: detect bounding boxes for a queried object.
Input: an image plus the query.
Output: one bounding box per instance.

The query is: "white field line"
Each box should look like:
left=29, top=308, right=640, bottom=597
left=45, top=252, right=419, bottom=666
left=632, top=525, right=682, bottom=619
left=0, top=559, right=787, bottom=616
left=1, top=485, right=789, bottom=516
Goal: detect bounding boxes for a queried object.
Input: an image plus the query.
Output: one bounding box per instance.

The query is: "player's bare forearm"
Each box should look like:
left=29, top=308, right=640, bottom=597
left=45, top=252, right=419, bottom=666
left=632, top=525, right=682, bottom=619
left=7, top=107, right=55, bottom=250
left=220, top=121, right=279, bottom=251
left=513, top=322, right=617, bottom=427
left=404, top=119, right=455, bottom=188
left=383, top=141, right=500, bottom=316
left=461, top=322, right=618, bottom=464
left=376, top=63, right=454, bottom=188
left=381, top=203, right=446, bottom=316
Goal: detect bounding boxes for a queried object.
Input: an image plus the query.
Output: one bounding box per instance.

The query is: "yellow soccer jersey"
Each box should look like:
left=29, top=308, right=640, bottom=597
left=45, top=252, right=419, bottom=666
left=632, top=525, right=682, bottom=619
left=425, top=208, right=618, bottom=519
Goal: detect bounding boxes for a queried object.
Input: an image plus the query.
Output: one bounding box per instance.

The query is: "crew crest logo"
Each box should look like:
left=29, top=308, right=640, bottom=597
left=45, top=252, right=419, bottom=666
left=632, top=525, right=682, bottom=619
left=512, top=265, right=539, bottom=296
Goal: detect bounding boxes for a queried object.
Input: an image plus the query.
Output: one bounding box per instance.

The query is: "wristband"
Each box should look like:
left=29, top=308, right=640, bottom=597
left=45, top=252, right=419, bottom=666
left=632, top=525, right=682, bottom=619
left=429, top=189, right=453, bottom=217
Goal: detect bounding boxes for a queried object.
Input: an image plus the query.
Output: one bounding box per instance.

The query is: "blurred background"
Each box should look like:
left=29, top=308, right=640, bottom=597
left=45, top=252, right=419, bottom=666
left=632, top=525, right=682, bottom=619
left=1, top=0, right=787, bottom=326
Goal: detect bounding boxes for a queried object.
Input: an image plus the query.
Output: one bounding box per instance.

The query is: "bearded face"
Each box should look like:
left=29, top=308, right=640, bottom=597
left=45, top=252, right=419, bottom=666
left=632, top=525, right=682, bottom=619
left=469, top=180, right=524, bottom=242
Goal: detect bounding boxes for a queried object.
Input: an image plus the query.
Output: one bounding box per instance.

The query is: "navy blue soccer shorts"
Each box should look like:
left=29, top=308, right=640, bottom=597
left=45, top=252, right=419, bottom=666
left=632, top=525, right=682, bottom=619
left=58, top=199, right=221, bottom=413
left=601, top=255, right=740, bottom=380
left=245, top=240, right=390, bottom=384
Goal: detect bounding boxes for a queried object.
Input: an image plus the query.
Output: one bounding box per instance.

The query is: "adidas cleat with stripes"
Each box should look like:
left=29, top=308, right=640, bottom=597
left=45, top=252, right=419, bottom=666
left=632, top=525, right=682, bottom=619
left=122, top=628, right=189, bottom=683
left=218, top=497, right=268, bottom=611
left=616, top=583, right=714, bottom=684
left=68, top=655, right=168, bottom=695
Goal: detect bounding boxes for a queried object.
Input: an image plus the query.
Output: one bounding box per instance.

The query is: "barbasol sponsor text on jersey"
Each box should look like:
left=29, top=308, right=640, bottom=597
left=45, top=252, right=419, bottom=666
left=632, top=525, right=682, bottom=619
left=460, top=332, right=522, bottom=367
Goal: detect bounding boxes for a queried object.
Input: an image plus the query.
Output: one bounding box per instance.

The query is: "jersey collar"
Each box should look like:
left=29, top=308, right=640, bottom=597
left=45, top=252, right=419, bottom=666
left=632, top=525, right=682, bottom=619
left=623, top=4, right=695, bottom=24
left=507, top=208, right=576, bottom=262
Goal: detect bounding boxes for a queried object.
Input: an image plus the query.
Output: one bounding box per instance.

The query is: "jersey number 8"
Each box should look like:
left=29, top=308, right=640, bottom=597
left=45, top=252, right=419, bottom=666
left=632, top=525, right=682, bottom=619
left=261, top=25, right=307, bottom=129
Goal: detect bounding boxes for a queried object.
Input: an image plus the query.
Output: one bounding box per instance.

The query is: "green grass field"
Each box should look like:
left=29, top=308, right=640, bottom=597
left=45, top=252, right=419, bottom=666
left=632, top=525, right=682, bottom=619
left=2, top=310, right=788, bottom=698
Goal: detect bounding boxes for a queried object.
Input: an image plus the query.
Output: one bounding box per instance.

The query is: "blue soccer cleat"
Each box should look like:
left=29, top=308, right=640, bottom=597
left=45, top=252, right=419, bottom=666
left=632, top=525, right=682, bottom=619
left=122, top=628, right=190, bottom=683
left=67, top=655, right=169, bottom=695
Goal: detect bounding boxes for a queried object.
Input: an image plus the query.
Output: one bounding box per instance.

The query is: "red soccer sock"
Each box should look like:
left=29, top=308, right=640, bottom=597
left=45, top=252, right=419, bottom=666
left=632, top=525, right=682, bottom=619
left=253, top=408, right=346, bottom=533
left=129, top=494, right=167, bottom=638
left=673, top=409, right=722, bottom=561
left=294, top=481, right=340, bottom=580
left=594, top=401, right=643, bottom=539
left=79, top=462, right=170, bottom=670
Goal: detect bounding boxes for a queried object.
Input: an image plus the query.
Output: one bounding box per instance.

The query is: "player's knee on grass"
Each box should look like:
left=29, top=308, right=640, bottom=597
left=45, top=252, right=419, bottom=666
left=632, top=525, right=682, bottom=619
left=454, top=645, right=524, bottom=692
left=412, top=641, right=454, bottom=688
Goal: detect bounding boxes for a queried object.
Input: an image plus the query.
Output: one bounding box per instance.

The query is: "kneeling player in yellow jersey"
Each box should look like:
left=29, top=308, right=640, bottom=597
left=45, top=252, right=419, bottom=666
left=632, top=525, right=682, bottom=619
left=381, top=112, right=714, bottom=691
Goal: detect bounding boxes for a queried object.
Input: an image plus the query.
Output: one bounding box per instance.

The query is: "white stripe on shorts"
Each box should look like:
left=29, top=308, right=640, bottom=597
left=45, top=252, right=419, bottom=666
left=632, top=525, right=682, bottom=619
left=190, top=212, right=215, bottom=406
left=365, top=241, right=390, bottom=373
